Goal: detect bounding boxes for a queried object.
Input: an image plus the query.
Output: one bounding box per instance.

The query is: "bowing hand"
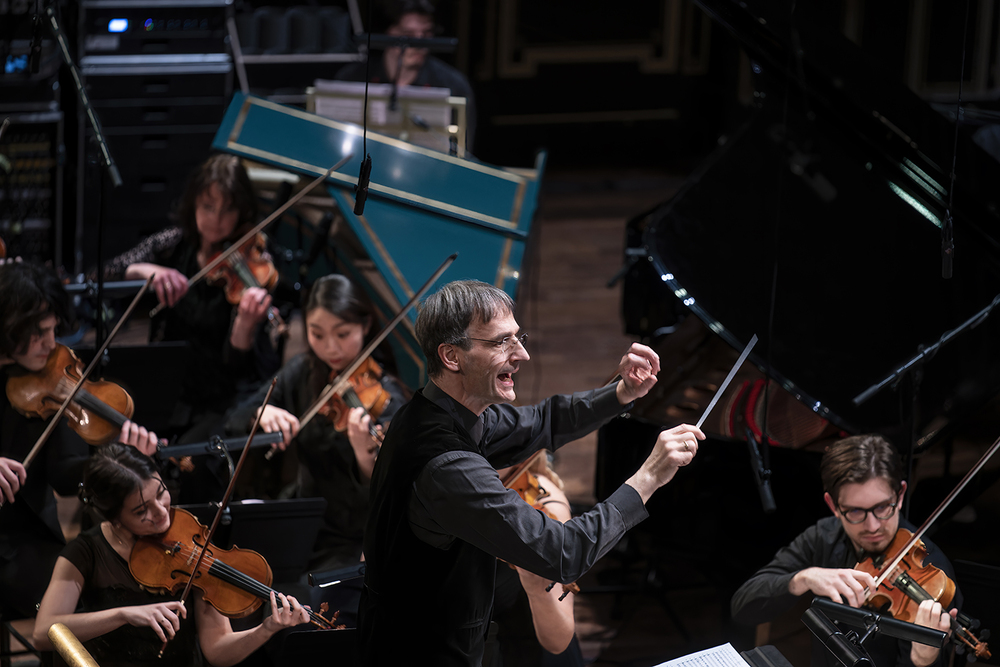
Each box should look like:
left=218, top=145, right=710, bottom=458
left=615, top=343, right=660, bottom=404
left=258, top=405, right=300, bottom=451
left=151, top=268, right=189, bottom=308
left=123, top=600, right=187, bottom=643
left=0, top=457, right=27, bottom=504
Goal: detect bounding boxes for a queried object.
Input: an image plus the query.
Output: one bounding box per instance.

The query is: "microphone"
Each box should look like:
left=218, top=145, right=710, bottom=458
left=354, top=154, right=372, bottom=215
left=29, top=13, right=43, bottom=74
left=746, top=428, right=776, bottom=514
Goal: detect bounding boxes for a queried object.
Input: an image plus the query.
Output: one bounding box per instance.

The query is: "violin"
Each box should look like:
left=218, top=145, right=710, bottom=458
left=500, top=450, right=581, bottom=601
left=205, top=232, right=287, bottom=337
left=318, top=357, right=391, bottom=442
left=264, top=356, right=391, bottom=463
left=6, top=343, right=135, bottom=446
left=130, top=506, right=340, bottom=629
left=856, top=527, right=990, bottom=660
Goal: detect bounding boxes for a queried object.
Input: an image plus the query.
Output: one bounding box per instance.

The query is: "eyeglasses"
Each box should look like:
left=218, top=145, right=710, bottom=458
left=464, top=333, right=528, bottom=354
left=838, top=498, right=898, bottom=524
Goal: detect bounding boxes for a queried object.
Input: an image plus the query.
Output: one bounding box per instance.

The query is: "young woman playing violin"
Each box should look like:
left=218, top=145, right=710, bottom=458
left=0, top=262, right=158, bottom=620
left=226, top=275, right=408, bottom=573
left=33, top=444, right=311, bottom=667
left=732, top=435, right=960, bottom=667
left=101, top=154, right=280, bottom=449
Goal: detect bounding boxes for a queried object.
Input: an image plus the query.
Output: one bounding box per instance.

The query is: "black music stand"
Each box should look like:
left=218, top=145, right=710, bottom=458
left=741, top=645, right=796, bottom=667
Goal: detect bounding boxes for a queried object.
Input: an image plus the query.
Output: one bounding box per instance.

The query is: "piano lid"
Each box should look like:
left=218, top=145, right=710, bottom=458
left=212, top=93, right=546, bottom=389
left=627, top=1, right=1000, bottom=437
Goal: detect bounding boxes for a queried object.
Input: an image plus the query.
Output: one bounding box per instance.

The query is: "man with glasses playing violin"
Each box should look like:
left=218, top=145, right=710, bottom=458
left=732, top=434, right=961, bottom=667
left=359, top=279, right=705, bottom=667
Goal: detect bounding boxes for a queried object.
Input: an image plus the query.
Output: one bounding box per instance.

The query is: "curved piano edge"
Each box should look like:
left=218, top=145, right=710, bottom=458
left=640, top=231, right=856, bottom=436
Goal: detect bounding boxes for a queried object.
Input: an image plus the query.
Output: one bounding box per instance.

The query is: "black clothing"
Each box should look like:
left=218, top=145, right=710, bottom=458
left=58, top=525, right=202, bottom=667
left=0, top=366, right=89, bottom=618
left=336, top=55, right=477, bottom=152
left=104, top=227, right=277, bottom=439
left=226, top=353, right=408, bottom=571
left=492, top=565, right=584, bottom=667
left=731, top=516, right=961, bottom=667
left=360, top=384, right=646, bottom=667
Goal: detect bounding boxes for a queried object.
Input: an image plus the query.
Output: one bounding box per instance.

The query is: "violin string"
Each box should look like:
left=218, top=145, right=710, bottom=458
left=56, top=377, right=128, bottom=428
left=161, top=542, right=330, bottom=627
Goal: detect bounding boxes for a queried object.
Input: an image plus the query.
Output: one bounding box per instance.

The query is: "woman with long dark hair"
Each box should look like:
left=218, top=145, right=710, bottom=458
left=102, top=154, right=278, bottom=446
left=226, top=275, right=408, bottom=579
left=33, top=444, right=311, bottom=667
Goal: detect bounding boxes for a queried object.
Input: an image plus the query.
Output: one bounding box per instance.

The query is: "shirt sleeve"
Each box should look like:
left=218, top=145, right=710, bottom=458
left=410, top=449, right=647, bottom=583
left=730, top=522, right=826, bottom=625
left=100, top=227, right=183, bottom=280
left=482, top=385, right=626, bottom=469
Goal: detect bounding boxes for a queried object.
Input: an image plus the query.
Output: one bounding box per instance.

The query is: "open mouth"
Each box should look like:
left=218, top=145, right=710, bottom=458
left=497, top=372, right=514, bottom=387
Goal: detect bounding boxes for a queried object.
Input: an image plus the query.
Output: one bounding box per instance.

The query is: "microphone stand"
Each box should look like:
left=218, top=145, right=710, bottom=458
left=45, top=4, right=122, bottom=360
left=852, top=290, right=1000, bottom=497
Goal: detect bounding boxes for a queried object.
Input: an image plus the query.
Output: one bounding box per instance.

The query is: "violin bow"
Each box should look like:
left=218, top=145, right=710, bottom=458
left=296, top=252, right=458, bottom=431
left=870, top=435, right=1000, bottom=591
left=20, top=275, right=154, bottom=470
left=160, top=378, right=278, bottom=657
left=149, top=154, right=354, bottom=318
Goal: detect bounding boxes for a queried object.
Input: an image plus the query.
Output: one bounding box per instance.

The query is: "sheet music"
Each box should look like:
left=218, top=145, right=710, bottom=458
left=654, top=643, right=749, bottom=667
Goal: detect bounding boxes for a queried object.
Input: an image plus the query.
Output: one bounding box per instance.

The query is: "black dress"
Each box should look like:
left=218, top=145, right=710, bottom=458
left=226, top=353, right=409, bottom=571
left=56, top=526, right=202, bottom=667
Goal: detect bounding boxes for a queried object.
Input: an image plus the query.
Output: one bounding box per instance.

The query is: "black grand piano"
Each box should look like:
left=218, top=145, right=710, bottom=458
left=621, top=0, right=1000, bottom=449
left=600, top=0, right=1000, bottom=643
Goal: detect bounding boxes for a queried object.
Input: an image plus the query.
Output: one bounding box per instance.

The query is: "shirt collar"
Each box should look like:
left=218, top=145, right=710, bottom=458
left=423, top=379, right=485, bottom=444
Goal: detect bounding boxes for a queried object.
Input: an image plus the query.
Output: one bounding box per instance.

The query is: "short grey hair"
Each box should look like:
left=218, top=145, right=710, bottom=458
left=416, top=280, right=515, bottom=377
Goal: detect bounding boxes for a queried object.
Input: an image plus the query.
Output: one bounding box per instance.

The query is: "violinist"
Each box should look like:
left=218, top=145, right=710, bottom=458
left=225, top=275, right=408, bottom=597
left=731, top=435, right=960, bottom=667
left=0, top=262, right=158, bottom=620
left=359, top=279, right=705, bottom=667
left=101, top=154, right=279, bottom=454
left=493, top=452, right=582, bottom=666
left=33, top=444, right=311, bottom=667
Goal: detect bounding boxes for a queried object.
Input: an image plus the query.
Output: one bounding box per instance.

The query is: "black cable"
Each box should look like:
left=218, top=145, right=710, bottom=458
left=943, top=0, right=971, bottom=280
left=354, top=1, right=373, bottom=215
left=761, top=0, right=798, bottom=453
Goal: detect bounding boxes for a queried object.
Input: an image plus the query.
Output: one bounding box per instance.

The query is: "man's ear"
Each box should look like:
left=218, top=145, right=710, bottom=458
left=823, top=491, right=839, bottom=516
left=897, top=480, right=907, bottom=504
left=438, top=343, right=461, bottom=373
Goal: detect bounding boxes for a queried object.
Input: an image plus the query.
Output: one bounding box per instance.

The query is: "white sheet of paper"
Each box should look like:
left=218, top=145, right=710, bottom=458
left=654, top=643, right=749, bottom=667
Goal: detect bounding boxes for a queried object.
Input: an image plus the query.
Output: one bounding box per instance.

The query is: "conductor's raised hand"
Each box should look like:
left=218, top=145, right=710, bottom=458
left=626, top=424, right=704, bottom=504
left=615, top=343, right=660, bottom=405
